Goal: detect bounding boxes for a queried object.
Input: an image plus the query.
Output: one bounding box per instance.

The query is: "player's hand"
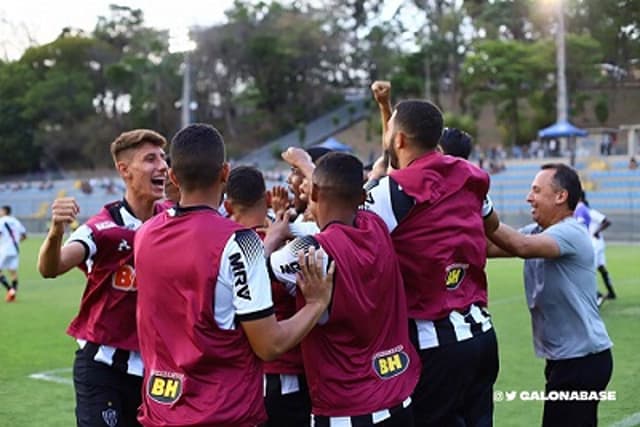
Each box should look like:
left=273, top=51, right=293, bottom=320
left=282, top=147, right=313, bottom=171
left=263, top=209, right=294, bottom=256
left=368, top=154, right=389, bottom=181
left=297, top=246, right=334, bottom=310
left=269, top=185, right=291, bottom=213
left=50, top=197, right=79, bottom=234
left=371, top=80, right=391, bottom=105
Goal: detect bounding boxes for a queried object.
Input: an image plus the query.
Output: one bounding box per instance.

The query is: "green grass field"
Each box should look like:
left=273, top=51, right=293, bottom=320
left=0, top=238, right=638, bottom=426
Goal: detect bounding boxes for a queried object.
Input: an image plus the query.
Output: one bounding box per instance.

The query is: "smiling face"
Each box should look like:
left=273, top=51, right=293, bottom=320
left=118, top=142, right=168, bottom=203
left=526, top=168, right=567, bottom=228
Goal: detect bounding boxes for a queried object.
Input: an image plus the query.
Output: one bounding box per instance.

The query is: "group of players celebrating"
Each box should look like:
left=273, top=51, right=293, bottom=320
left=37, top=81, right=612, bottom=427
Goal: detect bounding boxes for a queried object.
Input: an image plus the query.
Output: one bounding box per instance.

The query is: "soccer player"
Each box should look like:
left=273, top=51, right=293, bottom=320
left=487, top=163, right=613, bottom=427
left=269, top=152, right=420, bottom=426
left=0, top=205, right=27, bottom=302
left=588, top=204, right=617, bottom=301
left=224, top=165, right=311, bottom=427
left=37, top=129, right=169, bottom=427
left=365, top=95, right=499, bottom=426
left=134, top=123, right=333, bottom=427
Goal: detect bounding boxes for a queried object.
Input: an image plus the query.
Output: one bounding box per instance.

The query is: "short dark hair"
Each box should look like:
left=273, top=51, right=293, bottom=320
left=226, top=166, right=266, bottom=208
left=541, top=163, right=582, bottom=210
left=306, top=146, right=332, bottom=163
left=440, top=127, right=473, bottom=159
left=170, top=123, right=225, bottom=192
left=1, top=205, right=10, bottom=215
left=393, top=100, right=444, bottom=150
left=313, top=152, right=364, bottom=206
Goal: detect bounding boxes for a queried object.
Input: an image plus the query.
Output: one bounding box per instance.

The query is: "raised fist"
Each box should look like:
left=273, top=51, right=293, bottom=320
left=370, top=81, right=391, bottom=105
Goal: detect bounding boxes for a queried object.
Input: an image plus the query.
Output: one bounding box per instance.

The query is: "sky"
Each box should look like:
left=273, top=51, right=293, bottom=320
left=0, top=0, right=236, bottom=60
left=0, top=1, right=417, bottom=61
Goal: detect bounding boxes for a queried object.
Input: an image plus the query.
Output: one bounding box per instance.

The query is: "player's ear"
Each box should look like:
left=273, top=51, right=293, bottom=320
left=168, top=168, right=179, bottom=188
left=223, top=199, right=234, bottom=216
left=220, top=162, right=230, bottom=184
left=116, top=161, right=130, bottom=180
left=358, top=189, right=366, bottom=205
left=310, top=183, right=319, bottom=203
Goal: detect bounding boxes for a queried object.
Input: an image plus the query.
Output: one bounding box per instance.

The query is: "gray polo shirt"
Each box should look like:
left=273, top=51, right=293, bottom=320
left=520, top=217, right=612, bottom=360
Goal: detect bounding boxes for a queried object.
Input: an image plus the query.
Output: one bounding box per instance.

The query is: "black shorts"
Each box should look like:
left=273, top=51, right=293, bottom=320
left=73, top=347, right=142, bottom=427
left=264, top=373, right=311, bottom=427
left=409, top=325, right=499, bottom=427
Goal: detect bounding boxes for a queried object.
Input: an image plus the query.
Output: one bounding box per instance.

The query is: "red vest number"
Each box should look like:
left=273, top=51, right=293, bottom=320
left=112, top=264, right=137, bottom=291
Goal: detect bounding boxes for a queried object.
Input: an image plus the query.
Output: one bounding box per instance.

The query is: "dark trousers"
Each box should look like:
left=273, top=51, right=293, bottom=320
left=264, top=374, right=311, bottom=427
left=542, top=349, right=613, bottom=427
left=313, top=405, right=414, bottom=427
left=73, top=348, right=142, bottom=427
left=410, top=327, right=499, bottom=427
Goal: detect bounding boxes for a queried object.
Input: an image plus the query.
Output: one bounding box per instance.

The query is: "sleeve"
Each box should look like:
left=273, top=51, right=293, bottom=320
left=268, top=235, right=322, bottom=295
left=64, top=224, right=96, bottom=262
left=518, top=223, right=540, bottom=235
left=363, top=176, right=400, bottom=232
left=219, top=229, right=274, bottom=322
left=482, top=195, right=495, bottom=218
left=544, top=222, right=580, bottom=256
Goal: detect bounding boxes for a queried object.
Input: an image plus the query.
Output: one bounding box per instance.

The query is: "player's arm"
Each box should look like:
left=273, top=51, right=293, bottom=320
left=241, top=245, right=334, bottom=361
left=594, top=217, right=611, bottom=238
left=489, top=222, right=561, bottom=259
left=486, top=238, right=514, bottom=258
left=482, top=195, right=499, bottom=235
left=370, top=80, right=392, bottom=144
left=281, top=147, right=315, bottom=182
left=38, top=198, right=87, bottom=278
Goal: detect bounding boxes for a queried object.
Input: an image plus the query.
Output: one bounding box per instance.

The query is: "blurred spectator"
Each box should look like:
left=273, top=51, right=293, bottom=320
left=629, top=156, right=638, bottom=170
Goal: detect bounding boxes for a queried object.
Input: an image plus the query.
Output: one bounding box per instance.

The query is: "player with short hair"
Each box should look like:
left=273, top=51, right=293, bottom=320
left=134, top=123, right=333, bottom=427
left=0, top=205, right=27, bottom=302
left=269, top=152, right=420, bottom=426
left=225, top=165, right=312, bottom=427
left=365, top=85, right=499, bottom=427
left=37, top=128, right=169, bottom=427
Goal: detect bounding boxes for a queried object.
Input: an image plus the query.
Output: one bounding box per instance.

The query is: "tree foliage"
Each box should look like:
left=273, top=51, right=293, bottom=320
left=0, top=0, right=637, bottom=175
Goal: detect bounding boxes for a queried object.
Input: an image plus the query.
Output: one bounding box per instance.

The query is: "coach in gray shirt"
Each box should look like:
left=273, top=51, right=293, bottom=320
left=487, top=163, right=613, bottom=427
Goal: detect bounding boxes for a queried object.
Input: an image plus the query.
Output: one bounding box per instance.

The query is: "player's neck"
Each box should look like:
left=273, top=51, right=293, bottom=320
left=316, top=205, right=356, bottom=230
left=123, top=195, right=157, bottom=222
left=232, top=209, right=267, bottom=229
left=179, top=187, right=223, bottom=211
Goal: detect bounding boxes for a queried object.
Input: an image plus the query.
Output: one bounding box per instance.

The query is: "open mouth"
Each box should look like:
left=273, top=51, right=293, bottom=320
left=151, top=177, right=165, bottom=188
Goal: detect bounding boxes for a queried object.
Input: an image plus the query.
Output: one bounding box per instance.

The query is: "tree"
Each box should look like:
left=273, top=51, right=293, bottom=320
left=460, top=39, right=554, bottom=145
left=0, top=61, right=40, bottom=174
left=191, top=1, right=347, bottom=150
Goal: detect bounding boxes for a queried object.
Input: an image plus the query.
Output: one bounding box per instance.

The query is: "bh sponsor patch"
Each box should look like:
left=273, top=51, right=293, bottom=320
left=373, top=346, right=410, bottom=379
left=147, top=371, right=183, bottom=404
left=445, top=263, right=468, bottom=290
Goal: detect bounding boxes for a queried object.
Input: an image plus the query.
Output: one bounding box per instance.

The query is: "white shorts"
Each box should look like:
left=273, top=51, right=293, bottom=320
left=0, top=254, right=19, bottom=271
left=592, top=239, right=606, bottom=268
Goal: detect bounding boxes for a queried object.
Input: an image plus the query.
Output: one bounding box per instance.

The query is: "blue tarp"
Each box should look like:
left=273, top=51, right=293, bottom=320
left=538, top=121, right=588, bottom=139
left=313, top=137, right=353, bottom=152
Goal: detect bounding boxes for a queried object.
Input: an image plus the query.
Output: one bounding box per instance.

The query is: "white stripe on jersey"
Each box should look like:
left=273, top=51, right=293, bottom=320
left=415, top=304, right=493, bottom=350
